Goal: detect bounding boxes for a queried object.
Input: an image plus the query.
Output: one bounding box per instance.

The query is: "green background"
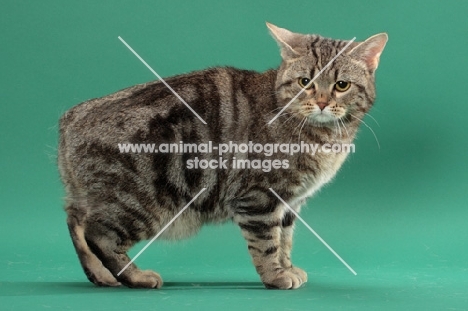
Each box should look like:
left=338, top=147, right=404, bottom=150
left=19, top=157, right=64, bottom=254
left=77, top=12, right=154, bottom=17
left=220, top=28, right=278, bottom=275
left=1, top=0, right=467, bottom=310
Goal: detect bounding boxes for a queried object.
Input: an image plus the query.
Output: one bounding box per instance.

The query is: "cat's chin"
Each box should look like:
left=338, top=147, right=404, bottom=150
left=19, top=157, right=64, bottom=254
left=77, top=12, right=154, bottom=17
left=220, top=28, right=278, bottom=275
left=308, top=114, right=338, bottom=127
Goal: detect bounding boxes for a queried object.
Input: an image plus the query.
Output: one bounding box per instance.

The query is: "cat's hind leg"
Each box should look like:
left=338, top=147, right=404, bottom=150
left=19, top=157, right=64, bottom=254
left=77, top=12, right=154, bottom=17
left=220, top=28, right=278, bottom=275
left=66, top=209, right=121, bottom=287
left=83, top=217, right=163, bottom=289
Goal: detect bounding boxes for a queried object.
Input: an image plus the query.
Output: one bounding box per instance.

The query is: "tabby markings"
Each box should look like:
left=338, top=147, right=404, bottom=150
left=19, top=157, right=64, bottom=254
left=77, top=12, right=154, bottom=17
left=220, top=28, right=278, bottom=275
left=118, top=36, right=207, bottom=124
left=117, top=187, right=207, bottom=276
left=268, top=188, right=357, bottom=275
left=117, top=35, right=357, bottom=277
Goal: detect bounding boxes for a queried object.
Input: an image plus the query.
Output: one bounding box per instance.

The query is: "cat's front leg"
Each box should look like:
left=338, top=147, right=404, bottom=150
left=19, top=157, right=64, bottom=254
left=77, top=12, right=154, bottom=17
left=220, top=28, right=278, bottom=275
left=235, top=213, right=306, bottom=289
left=280, top=212, right=308, bottom=283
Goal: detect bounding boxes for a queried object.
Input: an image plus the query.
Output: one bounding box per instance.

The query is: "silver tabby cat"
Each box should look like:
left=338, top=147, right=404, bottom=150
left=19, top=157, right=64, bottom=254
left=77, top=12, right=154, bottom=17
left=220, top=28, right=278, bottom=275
left=58, top=23, right=387, bottom=289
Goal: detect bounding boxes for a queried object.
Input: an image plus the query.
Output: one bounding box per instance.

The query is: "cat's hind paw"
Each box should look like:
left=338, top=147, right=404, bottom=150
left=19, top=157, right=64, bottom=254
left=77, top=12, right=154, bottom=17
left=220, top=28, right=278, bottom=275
left=86, top=268, right=122, bottom=287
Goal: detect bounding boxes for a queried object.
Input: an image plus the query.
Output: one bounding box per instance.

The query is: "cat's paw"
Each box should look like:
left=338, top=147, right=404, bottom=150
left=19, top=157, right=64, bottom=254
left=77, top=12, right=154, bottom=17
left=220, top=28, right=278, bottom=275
left=261, top=269, right=306, bottom=290
left=124, top=270, right=163, bottom=289
left=288, top=266, right=308, bottom=284
left=86, top=265, right=121, bottom=287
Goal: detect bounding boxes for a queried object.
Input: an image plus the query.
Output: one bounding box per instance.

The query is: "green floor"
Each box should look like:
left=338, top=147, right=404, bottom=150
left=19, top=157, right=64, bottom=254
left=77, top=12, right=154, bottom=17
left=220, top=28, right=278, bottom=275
left=1, top=0, right=467, bottom=310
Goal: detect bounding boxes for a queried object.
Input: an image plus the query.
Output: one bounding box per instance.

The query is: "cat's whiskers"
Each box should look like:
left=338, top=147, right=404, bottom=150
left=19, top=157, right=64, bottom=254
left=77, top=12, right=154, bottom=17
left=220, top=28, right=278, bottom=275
left=365, top=112, right=380, bottom=127
left=291, top=115, right=305, bottom=133
left=261, top=111, right=298, bottom=134
left=268, top=106, right=286, bottom=114
left=348, top=113, right=380, bottom=150
left=260, top=109, right=293, bottom=131
left=281, top=114, right=299, bottom=130
left=297, top=117, right=308, bottom=144
left=339, top=118, right=350, bottom=137
left=286, top=114, right=306, bottom=144
left=335, top=119, right=342, bottom=139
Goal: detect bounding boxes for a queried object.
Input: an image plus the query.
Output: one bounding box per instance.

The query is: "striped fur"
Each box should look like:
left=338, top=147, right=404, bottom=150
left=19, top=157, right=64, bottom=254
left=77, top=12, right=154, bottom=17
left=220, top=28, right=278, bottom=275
left=58, top=23, right=387, bottom=289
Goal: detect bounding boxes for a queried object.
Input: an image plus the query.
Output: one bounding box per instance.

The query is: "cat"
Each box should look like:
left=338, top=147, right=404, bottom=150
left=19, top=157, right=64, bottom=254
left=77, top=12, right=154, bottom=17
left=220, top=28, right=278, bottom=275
left=58, top=23, right=387, bottom=290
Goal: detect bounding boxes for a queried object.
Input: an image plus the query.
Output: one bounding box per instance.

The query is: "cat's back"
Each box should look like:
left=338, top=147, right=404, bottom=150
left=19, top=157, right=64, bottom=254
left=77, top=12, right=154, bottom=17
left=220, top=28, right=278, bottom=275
left=57, top=66, right=275, bottom=197
left=60, top=68, right=212, bottom=140
left=59, top=67, right=270, bottom=142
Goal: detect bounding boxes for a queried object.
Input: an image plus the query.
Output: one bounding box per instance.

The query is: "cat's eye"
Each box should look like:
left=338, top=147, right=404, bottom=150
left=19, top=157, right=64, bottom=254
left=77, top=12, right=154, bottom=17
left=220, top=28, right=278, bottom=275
left=298, top=77, right=313, bottom=89
left=335, top=81, right=350, bottom=92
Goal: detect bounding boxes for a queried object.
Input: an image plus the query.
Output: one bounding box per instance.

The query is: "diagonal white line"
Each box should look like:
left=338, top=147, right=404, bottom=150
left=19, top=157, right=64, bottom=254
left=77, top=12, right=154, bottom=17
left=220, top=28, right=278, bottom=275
left=268, top=188, right=357, bottom=275
left=118, top=36, right=207, bottom=125
left=117, top=187, right=207, bottom=276
left=268, top=38, right=356, bottom=125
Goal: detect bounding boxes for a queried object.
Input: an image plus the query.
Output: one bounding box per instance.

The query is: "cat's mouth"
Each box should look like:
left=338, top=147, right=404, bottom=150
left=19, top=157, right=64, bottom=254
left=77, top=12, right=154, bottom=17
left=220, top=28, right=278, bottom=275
left=307, top=104, right=349, bottom=125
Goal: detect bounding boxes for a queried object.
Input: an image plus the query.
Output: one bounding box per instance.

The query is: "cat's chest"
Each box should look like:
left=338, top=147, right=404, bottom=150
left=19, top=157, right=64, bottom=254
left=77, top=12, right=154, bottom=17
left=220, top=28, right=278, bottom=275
left=289, top=151, right=349, bottom=207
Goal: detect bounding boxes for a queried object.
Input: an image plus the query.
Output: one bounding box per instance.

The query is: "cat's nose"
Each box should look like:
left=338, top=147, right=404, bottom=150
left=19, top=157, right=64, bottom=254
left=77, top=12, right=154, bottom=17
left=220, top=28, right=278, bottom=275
left=317, top=102, right=328, bottom=110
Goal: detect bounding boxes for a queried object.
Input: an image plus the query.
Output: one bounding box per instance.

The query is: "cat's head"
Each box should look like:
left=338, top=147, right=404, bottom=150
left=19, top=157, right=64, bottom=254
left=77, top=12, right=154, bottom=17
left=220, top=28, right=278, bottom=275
left=268, top=23, right=387, bottom=127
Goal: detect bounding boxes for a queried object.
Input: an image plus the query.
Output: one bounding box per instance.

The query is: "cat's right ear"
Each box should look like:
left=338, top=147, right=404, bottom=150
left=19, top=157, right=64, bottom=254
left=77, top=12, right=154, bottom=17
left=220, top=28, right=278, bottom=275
left=266, top=22, right=303, bottom=59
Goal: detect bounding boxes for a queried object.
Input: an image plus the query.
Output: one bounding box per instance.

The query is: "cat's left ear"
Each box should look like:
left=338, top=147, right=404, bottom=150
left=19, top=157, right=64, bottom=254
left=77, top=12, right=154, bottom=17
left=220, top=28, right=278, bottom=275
left=348, top=33, right=388, bottom=72
left=266, top=22, right=305, bottom=59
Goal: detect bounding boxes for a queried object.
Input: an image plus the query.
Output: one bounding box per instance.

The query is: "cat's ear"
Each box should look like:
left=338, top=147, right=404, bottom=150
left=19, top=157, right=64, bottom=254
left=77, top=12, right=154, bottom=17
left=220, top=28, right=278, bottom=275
left=348, top=33, right=388, bottom=72
left=266, top=22, right=304, bottom=59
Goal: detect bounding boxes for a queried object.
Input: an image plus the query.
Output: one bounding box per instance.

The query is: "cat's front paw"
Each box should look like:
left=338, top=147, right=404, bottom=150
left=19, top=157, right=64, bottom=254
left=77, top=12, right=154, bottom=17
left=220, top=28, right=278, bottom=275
left=261, top=268, right=306, bottom=290
left=289, top=266, right=308, bottom=284
left=123, top=270, right=163, bottom=289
